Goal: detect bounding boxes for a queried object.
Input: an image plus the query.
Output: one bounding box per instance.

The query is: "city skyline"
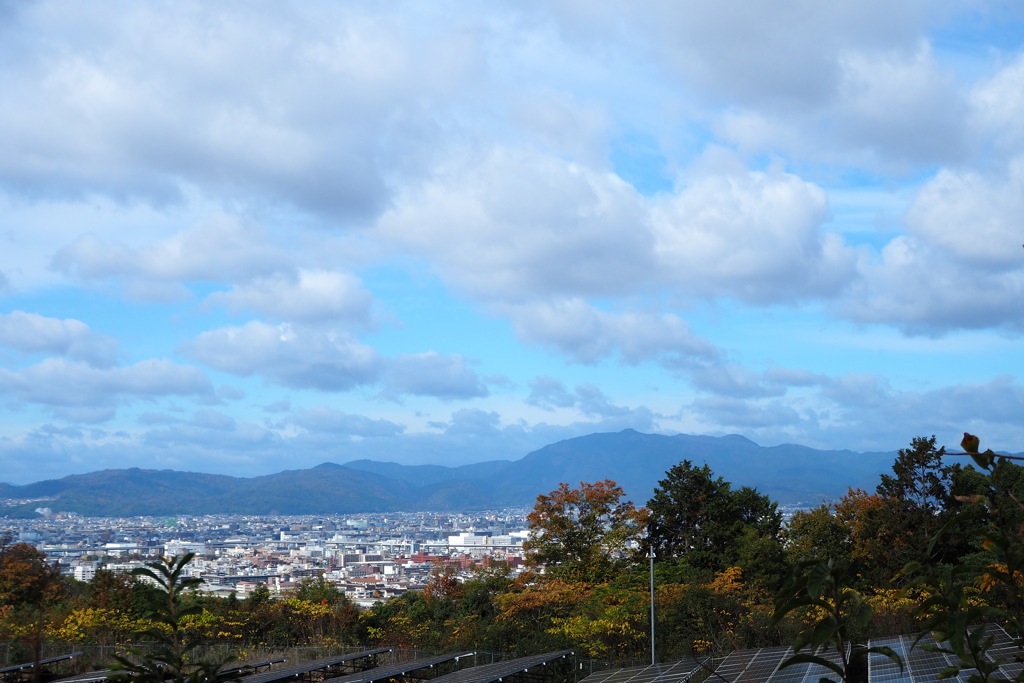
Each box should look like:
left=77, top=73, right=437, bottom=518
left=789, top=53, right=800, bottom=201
left=1, top=1, right=1023, bottom=485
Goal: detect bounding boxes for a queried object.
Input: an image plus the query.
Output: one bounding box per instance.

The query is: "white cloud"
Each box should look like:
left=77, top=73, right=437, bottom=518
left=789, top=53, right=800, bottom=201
left=579, top=0, right=939, bottom=109
left=0, top=2, right=479, bottom=216
left=0, top=357, right=211, bottom=414
left=206, top=268, right=375, bottom=324
left=292, top=407, right=404, bottom=437
left=836, top=43, right=967, bottom=165
left=382, top=351, right=489, bottom=401
left=652, top=158, right=855, bottom=302
left=377, top=146, right=655, bottom=301
left=907, top=161, right=1024, bottom=269
left=0, top=311, right=118, bottom=366
left=842, top=159, right=1024, bottom=333
left=51, top=214, right=287, bottom=287
left=971, top=51, right=1024, bottom=156
left=508, top=298, right=719, bottom=366
left=182, top=321, right=381, bottom=391
left=527, top=376, right=576, bottom=409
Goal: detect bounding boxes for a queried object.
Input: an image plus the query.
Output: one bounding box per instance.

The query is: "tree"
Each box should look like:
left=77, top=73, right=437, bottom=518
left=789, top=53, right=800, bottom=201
left=784, top=503, right=853, bottom=565
left=524, top=479, right=647, bottom=584
left=0, top=538, right=62, bottom=607
left=0, top=536, right=65, bottom=679
left=835, top=437, right=966, bottom=586
left=647, top=461, right=783, bottom=583
left=292, top=574, right=344, bottom=604
left=902, top=433, right=1024, bottom=682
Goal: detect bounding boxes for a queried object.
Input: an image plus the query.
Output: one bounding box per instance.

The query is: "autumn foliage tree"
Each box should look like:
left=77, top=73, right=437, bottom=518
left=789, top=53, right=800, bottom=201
left=524, top=479, right=648, bottom=584
left=0, top=534, right=65, bottom=675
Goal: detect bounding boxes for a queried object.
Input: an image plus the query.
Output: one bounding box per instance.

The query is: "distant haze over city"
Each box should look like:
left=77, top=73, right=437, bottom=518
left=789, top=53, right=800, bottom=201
left=1, top=3, right=1022, bottom=485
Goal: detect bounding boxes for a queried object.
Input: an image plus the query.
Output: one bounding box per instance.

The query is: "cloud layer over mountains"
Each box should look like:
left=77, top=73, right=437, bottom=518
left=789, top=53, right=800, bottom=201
left=0, top=1, right=1022, bottom=483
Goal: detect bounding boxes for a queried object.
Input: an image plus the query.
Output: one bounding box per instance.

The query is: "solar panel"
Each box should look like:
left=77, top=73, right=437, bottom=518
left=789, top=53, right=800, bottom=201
left=219, top=658, right=288, bottom=679
left=430, top=651, right=574, bottom=683
left=57, top=670, right=114, bottom=683
left=765, top=645, right=848, bottom=683
left=321, top=651, right=476, bottom=683
left=0, top=654, right=83, bottom=675
left=711, top=646, right=789, bottom=683
left=869, top=625, right=1024, bottom=682
left=867, top=635, right=910, bottom=683
left=579, top=656, right=707, bottom=683
left=243, top=648, right=394, bottom=683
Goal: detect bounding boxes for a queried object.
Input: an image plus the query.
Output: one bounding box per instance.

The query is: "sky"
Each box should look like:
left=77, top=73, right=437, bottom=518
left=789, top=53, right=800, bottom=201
left=0, top=0, right=1023, bottom=485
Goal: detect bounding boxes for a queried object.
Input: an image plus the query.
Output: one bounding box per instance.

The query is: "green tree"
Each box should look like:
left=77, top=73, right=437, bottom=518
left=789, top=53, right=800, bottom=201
left=524, top=479, right=647, bottom=584
left=647, top=461, right=783, bottom=584
left=903, top=434, right=1024, bottom=682
left=292, top=574, right=344, bottom=603
left=784, top=503, right=853, bottom=565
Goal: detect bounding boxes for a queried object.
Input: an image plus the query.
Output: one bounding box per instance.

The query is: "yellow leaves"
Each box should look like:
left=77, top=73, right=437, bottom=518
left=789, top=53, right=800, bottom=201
left=709, top=567, right=744, bottom=595
left=52, top=607, right=150, bottom=643
left=692, top=638, right=714, bottom=653
left=180, top=608, right=247, bottom=641
left=547, top=610, right=644, bottom=659
left=980, top=563, right=1024, bottom=592
left=281, top=597, right=333, bottom=618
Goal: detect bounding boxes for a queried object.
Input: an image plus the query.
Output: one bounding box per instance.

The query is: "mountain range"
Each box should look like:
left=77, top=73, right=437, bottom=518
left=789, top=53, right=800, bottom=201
left=0, top=429, right=960, bottom=517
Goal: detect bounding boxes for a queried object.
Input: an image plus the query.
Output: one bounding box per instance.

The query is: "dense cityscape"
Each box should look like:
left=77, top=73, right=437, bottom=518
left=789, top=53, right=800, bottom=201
left=0, top=510, right=536, bottom=607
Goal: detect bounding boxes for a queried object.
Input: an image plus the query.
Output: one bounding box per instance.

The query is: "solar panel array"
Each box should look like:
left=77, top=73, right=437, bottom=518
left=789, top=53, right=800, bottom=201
left=1, top=653, right=83, bottom=675
left=579, top=656, right=707, bottom=683
left=322, top=651, right=475, bottom=683
left=56, top=671, right=112, bottom=683
left=243, top=648, right=393, bottom=683
left=429, top=650, right=574, bottom=683
left=712, top=647, right=790, bottom=682
left=764, top=646, right=848, bottom=683
left=868, top=625, right=1024, bottom=682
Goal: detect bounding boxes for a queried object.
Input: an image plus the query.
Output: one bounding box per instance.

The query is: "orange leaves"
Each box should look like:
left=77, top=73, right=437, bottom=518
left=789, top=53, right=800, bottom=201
left=524, top=479, right=647, bottom=584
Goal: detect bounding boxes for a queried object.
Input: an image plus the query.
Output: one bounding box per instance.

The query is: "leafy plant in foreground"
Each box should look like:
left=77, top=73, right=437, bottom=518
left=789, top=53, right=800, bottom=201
left=111, top=553, right=233, bottom=683
left=771, top=558, right=901, bottom=682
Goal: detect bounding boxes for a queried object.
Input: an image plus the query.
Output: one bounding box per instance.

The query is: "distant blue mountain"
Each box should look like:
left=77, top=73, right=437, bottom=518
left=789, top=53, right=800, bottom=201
left=1, top=430, right=962, bottom=517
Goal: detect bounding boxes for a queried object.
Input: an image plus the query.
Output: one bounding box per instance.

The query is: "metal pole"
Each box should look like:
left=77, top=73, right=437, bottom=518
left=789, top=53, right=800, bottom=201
left=649, top=548, right=656, bottom=665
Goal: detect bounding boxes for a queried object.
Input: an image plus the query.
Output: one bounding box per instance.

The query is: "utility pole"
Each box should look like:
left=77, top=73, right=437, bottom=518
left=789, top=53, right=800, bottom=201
left=649, top=547, right=656, bottom=665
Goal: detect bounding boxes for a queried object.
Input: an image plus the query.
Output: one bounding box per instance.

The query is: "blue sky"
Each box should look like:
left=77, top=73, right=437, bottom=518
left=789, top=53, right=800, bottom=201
left=1, top=0, right=1023, bottom=484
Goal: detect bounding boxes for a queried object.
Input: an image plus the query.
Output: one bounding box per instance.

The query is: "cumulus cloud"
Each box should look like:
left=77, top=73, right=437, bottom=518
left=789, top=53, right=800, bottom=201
left=627, top=0, right=936, bottom=109
left=0, top=2, right=479, bottom=217
left=651, top=157, right=855, bottom=303
left=206, top=268, right=374, bottom=324
left=525, top=376, right=660, bottom=425
left=382, top=351, right=489, bottom=401
left=51, top=214, right=287, bottom=288
left=0, top=357, right=211, bottom=419
left=527, top=376, right=576, bottom=409
left=0, top=310, right=118, bottom=366
left=182, top=321, right=381, bottom=391
left=508, top=298, right=719, bottom=366
left=835, top=43, right=967, bottom=165
left=971, top=52, right=1024, bottom=157
left=292, top=407, right=404, bottom=437
left=377, top=146, right=655, bottom=301
left=842, top=160, right=1024, bottom=333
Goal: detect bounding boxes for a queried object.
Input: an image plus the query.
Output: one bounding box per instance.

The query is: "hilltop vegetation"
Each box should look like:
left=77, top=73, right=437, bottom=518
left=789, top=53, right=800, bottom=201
left=2, top=434, right=1024, bottom=682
